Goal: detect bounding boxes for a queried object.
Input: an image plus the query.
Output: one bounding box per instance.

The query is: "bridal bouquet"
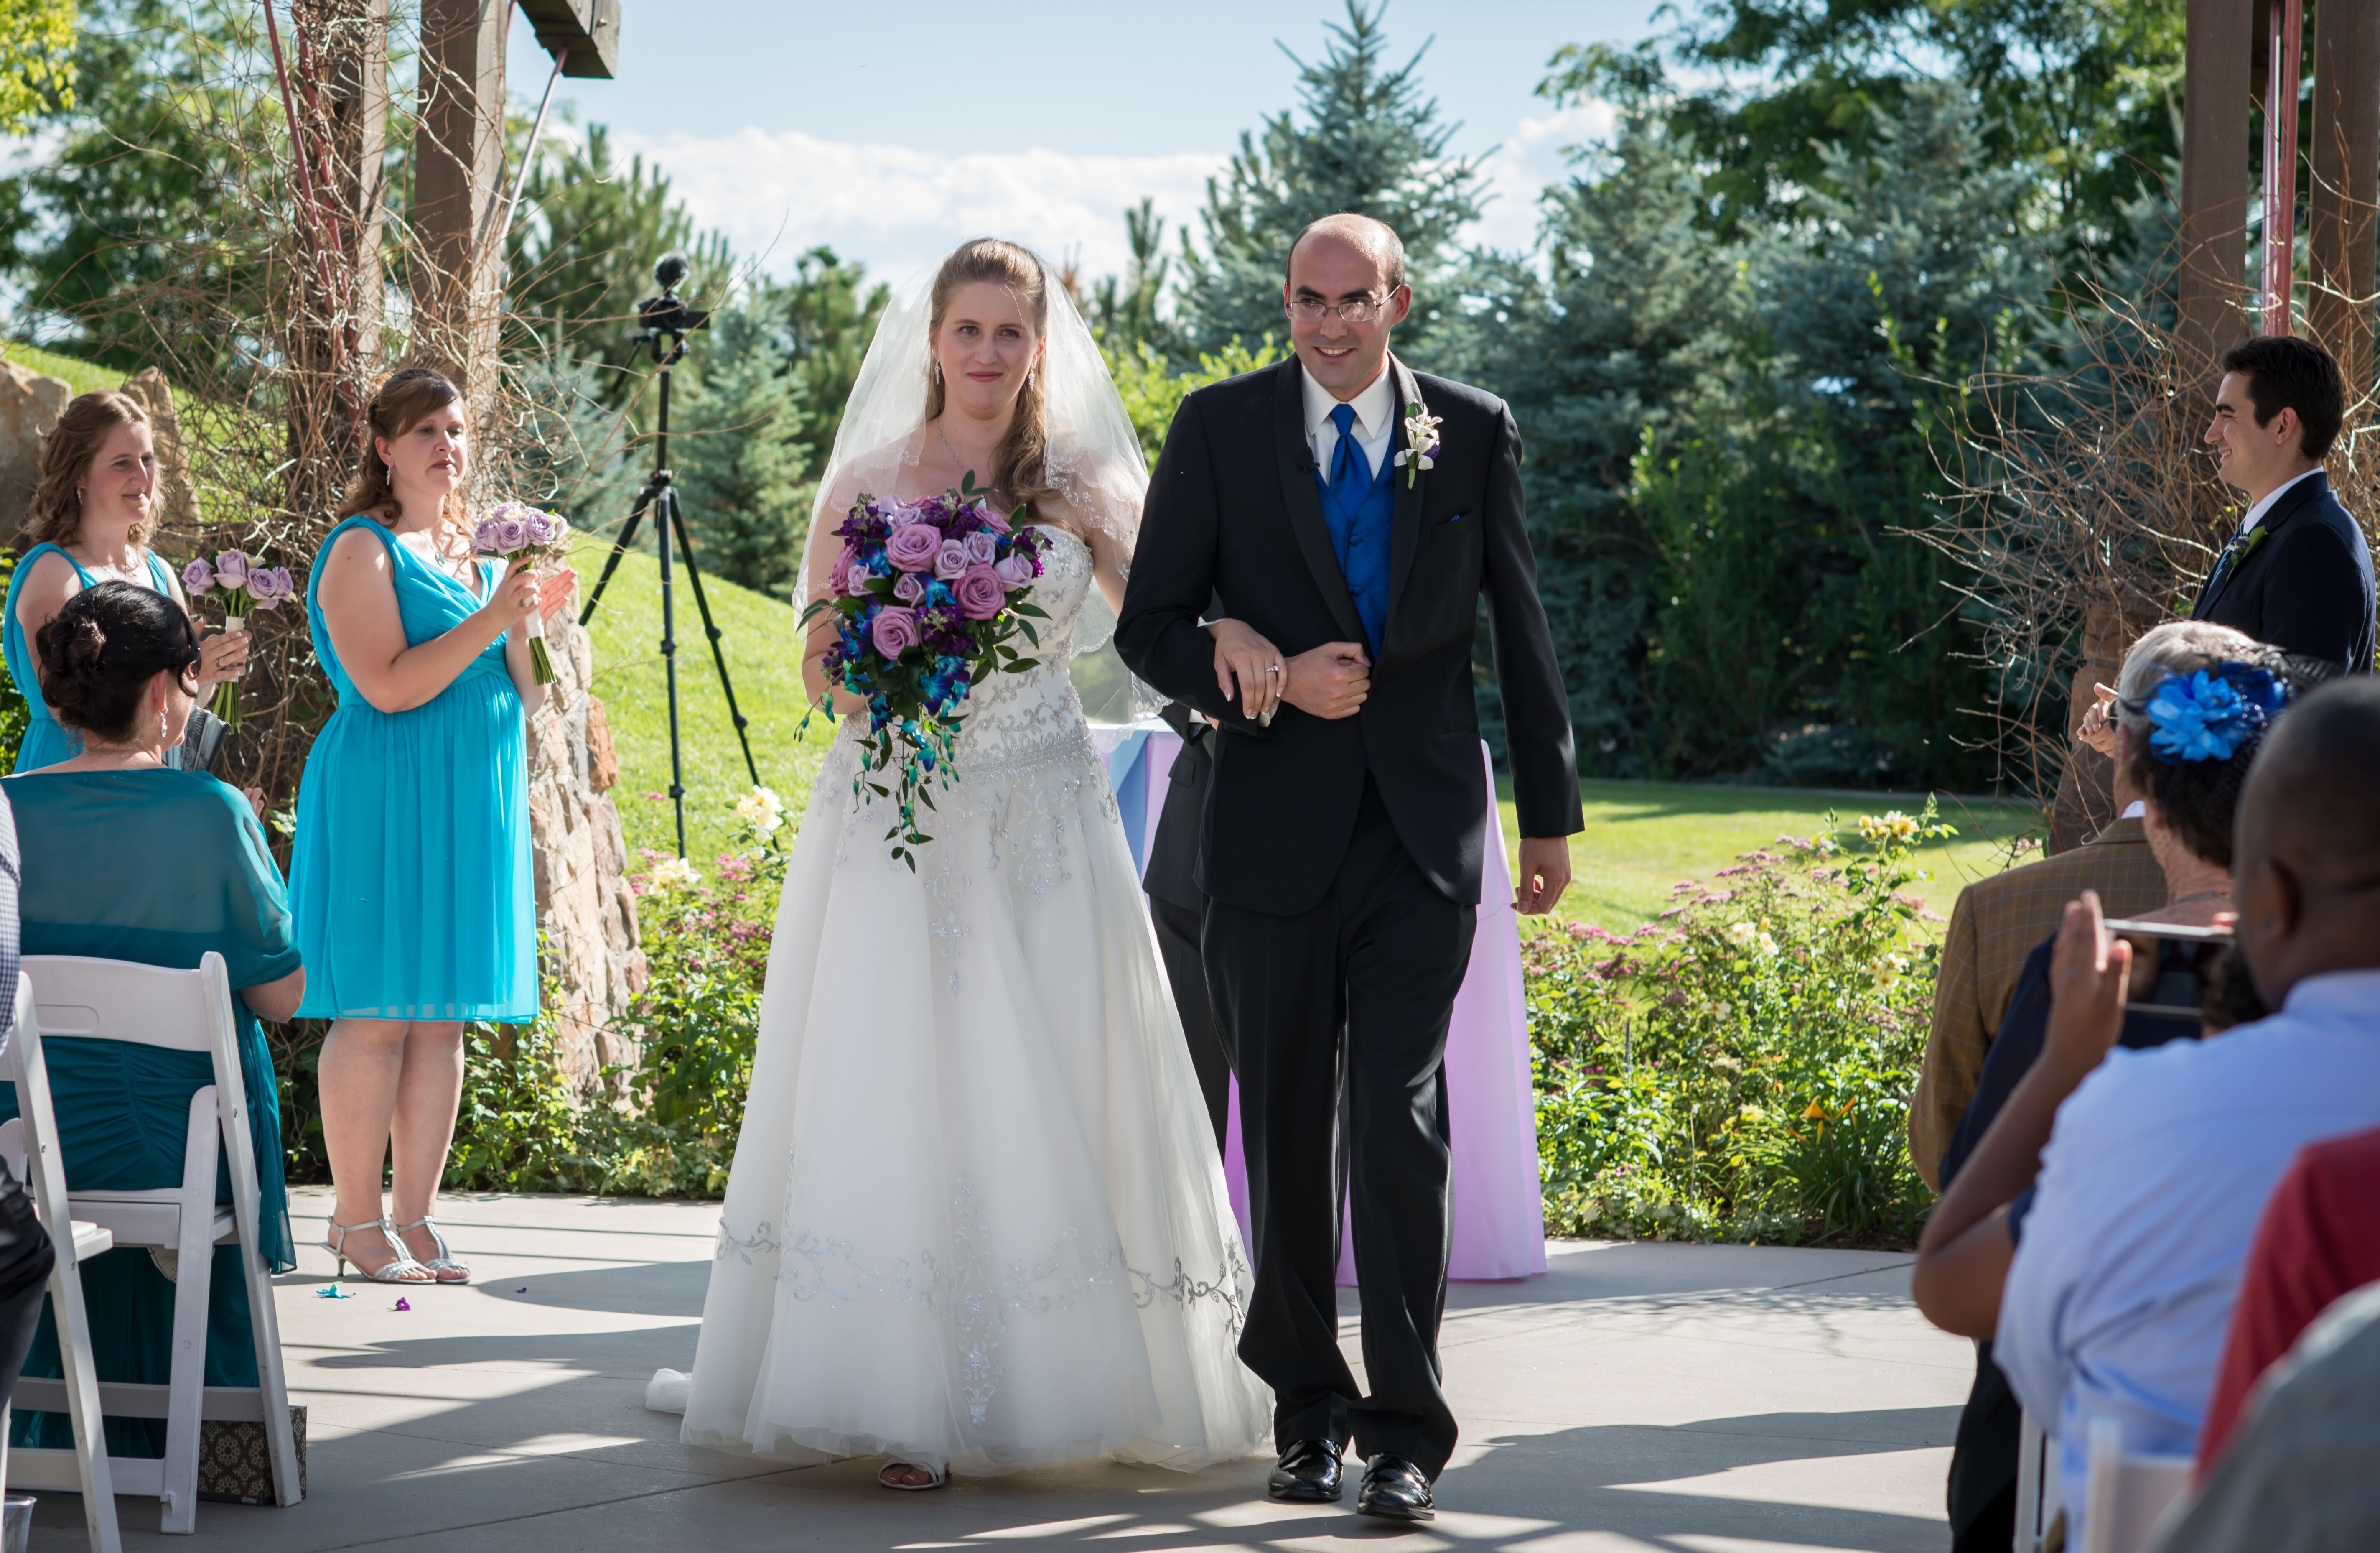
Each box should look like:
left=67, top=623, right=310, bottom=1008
left=800, top=475, right=1050, bottom=867
left=180, top=549, right=296, bottom=731
left=473, top=502, right=571, bottom=683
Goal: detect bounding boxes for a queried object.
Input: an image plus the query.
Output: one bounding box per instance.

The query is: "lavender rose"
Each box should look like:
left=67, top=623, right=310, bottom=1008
left=870, top=605, right=921, bottom=658
left=827, top=544, right=857, bottom=596
left=214, top=551, right=252, bottom=588
left=955, top=565, right=1006, bottom=621
left=977, top=506, right=1012, bottom=535
left=993, top=553, right=1035, bottom=589
left=891, top=572, right=924, bottom=604
left=182, top=558, right=214, bottom=593
left=884, top=522, right=942, bottom=573
left=494, top=516, right=531, bottom=553
left=964, top=530, right=999, bottom=565
left=933, top=539, right=970, bottom=581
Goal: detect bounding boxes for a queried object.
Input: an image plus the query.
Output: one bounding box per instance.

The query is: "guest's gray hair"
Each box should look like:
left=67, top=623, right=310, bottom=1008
left=2114, top=620, right=2262, bottom=742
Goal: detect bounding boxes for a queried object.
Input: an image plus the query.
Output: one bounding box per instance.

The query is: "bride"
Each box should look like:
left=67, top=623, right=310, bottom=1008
left=664, top=238, right=1273, bottom=1489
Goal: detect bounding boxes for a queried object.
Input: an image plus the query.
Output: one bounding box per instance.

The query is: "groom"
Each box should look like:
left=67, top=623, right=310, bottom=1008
left=1118, top=214, right=1581, bottom=1520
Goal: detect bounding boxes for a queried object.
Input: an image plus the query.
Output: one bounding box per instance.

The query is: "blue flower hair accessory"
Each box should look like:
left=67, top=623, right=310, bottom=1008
left=2141, top=663, right=2291, bottom=764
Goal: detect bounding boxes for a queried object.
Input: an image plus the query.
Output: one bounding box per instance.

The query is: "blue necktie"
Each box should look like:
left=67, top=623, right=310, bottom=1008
left=1326, top=403, right=1365, bottom=514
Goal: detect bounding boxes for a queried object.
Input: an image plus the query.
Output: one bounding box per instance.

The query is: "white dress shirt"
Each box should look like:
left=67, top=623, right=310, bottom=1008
left=1302, top=362, right=1395, bottom=484
left=2236, top=467, right=2322, bottom=540
left=1996, top=969, right=2380, bottom=1543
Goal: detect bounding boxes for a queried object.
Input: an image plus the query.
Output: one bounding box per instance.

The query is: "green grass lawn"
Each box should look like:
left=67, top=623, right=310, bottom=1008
left=3, top=341, right=120, bottom=398
left=575, top=551, right=2046, bottom=916
left=1499, top=778, right=2044, bottom=934
left=571, top=539, right=837, bottom=867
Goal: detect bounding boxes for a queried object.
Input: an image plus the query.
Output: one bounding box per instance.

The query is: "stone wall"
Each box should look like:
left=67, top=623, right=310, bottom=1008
left=0, top=359, right=70, bottom=542
left=525, top=601, right=645, bottom=1092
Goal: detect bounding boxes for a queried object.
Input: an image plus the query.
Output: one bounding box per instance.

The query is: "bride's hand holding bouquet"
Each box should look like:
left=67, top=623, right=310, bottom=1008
left=801, top=473, right=1050, bottom=867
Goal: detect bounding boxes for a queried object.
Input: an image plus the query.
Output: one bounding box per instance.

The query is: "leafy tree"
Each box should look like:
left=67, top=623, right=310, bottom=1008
left=0, top=0, right=75, bottom=134
left=509, top=348, right=639, bottom=534
left=773, top=245, right=886, bottom=480
left=1088, top=199, right=1174, bottom=359
left=1173, top=0, right=1484, bottom=364
left=672, top=292, right=811, bottom=598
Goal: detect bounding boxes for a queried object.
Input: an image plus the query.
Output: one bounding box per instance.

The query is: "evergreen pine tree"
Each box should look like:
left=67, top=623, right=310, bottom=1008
left=512, top=349, right=639, bottom=532
left=673, top=292, right=812, bottom=598
left=1173, top=0, right=1484, bottom=362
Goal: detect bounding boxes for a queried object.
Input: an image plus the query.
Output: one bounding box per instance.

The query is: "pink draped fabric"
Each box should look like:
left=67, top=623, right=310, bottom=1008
left=1095, top=727, right=1544, bottom=1283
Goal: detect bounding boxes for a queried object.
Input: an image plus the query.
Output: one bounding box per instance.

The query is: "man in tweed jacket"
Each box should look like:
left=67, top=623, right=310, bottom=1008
left=1909, top=804, right=2166, bottom=1191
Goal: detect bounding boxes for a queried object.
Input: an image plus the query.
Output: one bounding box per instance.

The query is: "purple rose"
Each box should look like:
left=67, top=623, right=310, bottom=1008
left=884, top=522, right=942, bottom=573
left=993, top=553, right=1035, bottom=589
left=891, top=572, right=924, bottom=604
left=964, top=530, right=998, bottom=565
left=870, top=605, right=921, bottom=658
left=248, top=567, right=293, bottom=610
left=214, top=551, right=251, bottom=589
left=933, top=540, right=970, bottom=581
left=977, top=505, right=1012, bottom=535
left=495, top=516, right=531, bottom=553
left=955, top=565, right=1006, bottom=621
left=524, top=510, right=558, bottom=545
left=182, top=557, right=214, bottom=593
left=827, top=544, right=856, bottom=596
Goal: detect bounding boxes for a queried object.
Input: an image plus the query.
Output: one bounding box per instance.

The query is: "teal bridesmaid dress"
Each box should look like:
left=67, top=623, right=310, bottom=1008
left=2, top=545, right=179, bottom=773
left=0, top=767, right=301, bottom=1456
left=288, top=515, right=535, bottom=1021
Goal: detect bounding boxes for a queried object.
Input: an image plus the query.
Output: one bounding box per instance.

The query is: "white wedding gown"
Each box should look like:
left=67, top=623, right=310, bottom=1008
left=674, top=528, right=1272, bottom=1477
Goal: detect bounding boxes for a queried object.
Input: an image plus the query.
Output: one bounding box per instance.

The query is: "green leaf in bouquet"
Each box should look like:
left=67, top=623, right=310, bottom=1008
left=797, top=599, right=833, bottom=629
left=1013, top=602, right=1049, bottom=619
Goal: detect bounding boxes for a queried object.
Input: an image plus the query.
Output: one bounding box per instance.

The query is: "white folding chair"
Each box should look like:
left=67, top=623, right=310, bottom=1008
left=2013, top=1407, right=2061, bottom=1553
left=1, top=953, right=300, bottom=1535
left=0, top=970, right=122, bottom=1553
left=2079, top=1417, right=2192, bottom=1553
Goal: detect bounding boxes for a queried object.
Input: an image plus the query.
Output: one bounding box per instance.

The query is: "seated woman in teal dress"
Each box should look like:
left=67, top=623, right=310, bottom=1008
left=289, top=366, right=568, bottom=1287
left=1, top=581, right=304, bottom=1457
left=2, top=389, right=250, bottom=772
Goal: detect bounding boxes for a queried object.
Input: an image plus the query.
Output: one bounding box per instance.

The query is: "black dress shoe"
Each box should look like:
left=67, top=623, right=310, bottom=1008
left=1356, top=1454, right=1435, bottom=1522
left=1266, top=1438, right=1345, bottom=1502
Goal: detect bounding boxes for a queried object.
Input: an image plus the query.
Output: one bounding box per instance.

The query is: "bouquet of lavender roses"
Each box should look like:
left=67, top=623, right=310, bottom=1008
left=473, top=502, right=571, bottom=683
left=800, top=474, right=1050, bottom=868
left=180, top=549, right=295, bottom=731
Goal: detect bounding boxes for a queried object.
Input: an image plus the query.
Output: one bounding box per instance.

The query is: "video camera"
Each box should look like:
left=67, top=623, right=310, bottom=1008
left=634, top=251, right=710, bottom=358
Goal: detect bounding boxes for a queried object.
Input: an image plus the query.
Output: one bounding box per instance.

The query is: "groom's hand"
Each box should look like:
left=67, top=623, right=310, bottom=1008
left=1514, top=838, right=1572, bottom=915
left=1280, top=643, right=1371, bottom=720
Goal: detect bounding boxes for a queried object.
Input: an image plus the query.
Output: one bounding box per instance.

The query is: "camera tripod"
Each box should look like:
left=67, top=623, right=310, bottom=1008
left=579, top=251, right=760, bottom=859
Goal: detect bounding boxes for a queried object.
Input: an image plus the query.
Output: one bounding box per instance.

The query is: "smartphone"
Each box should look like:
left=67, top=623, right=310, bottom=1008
left=2103, top=918, right=2232, bottom=1019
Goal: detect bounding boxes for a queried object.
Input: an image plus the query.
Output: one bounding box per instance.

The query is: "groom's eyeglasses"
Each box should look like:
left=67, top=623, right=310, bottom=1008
left=1287, top=291, right=1395, bottom=324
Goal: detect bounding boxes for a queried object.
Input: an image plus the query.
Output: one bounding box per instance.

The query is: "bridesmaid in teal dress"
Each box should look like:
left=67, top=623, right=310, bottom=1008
left=288, top=367, right=565, bottom=1286
left=2, top=390, right=249, bottom=771
left=0, top=581, right=304, bottom=1457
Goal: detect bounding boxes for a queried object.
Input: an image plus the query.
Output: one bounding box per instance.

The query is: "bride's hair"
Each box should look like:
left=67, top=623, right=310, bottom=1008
left=923, top=239, right=1057, bottom=515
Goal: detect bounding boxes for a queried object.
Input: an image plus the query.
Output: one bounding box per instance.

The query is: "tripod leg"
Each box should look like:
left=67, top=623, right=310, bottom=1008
left=577, top=483, right=655, bottom=627
left=666, top=500, right=764, bottom=788
left=659, top=488, right=686, bottom=858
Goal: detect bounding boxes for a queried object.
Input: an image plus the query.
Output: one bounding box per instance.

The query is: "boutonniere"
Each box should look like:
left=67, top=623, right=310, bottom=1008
left=2237, top=521, right=2273, bottom=563
left=1393, top=403, right=1441, bottom=489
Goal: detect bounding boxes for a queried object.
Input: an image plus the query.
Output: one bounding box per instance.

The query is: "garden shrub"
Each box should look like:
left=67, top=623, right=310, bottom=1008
left=1526, top=805, right=1950, bottom=1245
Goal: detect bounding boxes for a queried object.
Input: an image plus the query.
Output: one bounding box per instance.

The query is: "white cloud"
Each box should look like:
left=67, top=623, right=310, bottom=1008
left=605, top=126, right=1224, bottom=292
left=1467, top=101, right=1617, bottom=255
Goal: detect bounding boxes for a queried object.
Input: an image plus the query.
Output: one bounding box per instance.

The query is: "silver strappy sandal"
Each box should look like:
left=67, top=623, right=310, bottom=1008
left=395, top=1215, right=472, bottom=1284
left=324, top=1216, right=433, bottom=1283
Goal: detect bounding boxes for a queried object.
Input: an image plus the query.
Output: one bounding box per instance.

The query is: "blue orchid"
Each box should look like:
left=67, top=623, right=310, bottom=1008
left=2144, top=664, right=2293, bottom=764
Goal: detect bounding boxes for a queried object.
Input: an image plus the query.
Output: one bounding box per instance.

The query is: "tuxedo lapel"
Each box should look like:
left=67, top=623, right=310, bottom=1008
left=1383, top=355, right=1426, bottom=655
left=1273, top=358, right=1368, bottom=645
left=2200, top=472, right=2329, bottom=617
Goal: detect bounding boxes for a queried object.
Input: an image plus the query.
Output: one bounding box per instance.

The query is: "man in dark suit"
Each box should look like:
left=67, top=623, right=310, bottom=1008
left=1143, top=699, right=1231, bottom=1150
left=2192, top=334, right=2375, bottom=674
left=1117, top=213, right=1582, bottom=1523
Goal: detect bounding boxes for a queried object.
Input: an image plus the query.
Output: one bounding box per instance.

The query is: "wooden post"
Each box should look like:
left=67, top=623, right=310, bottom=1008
left=411, top=0, right=507, bottom=395
left=2263, top=0, right=2306, bottom=334
left=2179, top=0, right=2255, bottom=368
left=2309, top=0, right=2380, bottom=390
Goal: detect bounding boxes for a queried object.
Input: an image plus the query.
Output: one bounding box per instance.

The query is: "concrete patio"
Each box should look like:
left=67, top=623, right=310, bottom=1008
left=28, top=1187, right=1970, bottom=1552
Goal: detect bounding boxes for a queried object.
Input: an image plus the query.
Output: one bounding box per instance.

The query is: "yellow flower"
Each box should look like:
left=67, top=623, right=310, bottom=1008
left=648, top=856, right=703, bottom=892
left=733, top=785, right=787, bottom=835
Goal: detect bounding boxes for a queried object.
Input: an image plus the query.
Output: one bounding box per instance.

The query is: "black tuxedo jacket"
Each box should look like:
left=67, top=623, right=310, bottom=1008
left=1142, top=701, right=1210, bottom=913
left=2191, top=470, right=2376, bottom=675
left=1117, top=355, right=1582, bottom=916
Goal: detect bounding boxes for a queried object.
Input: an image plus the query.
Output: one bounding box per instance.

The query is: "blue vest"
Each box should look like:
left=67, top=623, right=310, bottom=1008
left=1316, top=445, right=1395, bottom=654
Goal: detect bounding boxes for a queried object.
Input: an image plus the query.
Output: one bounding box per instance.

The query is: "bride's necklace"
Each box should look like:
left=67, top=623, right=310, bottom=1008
left=935, top=421, right=999, bottom=491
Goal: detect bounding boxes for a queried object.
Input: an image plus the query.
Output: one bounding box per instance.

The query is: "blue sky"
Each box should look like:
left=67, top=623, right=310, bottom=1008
left=506, top=0, right=1670, bottom=290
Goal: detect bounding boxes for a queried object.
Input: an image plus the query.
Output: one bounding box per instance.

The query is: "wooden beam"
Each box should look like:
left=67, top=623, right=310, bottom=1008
left=2309, top=0, right=2380, bottom=389
left=2180, top=0, right=2255, bottom=368
left=2263, top=0, right=2306, bottom=333
left=411, top=0, right=507, bottom=394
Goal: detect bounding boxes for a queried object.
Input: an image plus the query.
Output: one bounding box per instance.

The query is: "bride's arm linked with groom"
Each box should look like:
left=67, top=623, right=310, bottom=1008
left=1115, top=213, right=1583, bottom=1520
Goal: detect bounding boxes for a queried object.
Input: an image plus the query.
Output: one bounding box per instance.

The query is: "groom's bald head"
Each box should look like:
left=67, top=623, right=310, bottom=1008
left=1287, top=214, right=1408, bottom=292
